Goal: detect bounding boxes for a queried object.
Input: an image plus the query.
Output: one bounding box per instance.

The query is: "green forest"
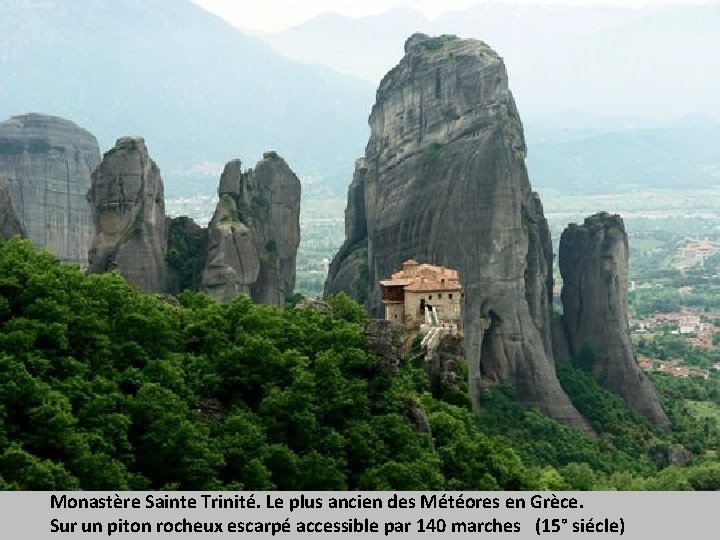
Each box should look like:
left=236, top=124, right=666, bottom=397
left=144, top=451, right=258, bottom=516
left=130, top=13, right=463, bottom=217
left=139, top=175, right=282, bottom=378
left=0, top=238, right=718, bottom=490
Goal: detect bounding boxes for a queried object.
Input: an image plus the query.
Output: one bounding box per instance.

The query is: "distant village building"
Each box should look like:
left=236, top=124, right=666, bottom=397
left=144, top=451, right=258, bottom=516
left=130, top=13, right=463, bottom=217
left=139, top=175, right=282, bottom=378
left=632, top=310, right=717, bottom=345
left=380, top=260, right=462, bottom=345
left=674, top=239, right=719, bottom=269
left=638, top=356, right=710, bottom=379
left=636, top=282, right=653, bottom=290
left=677, top=241, right=715, bottom=261
left=629, top=318, right=649, bottom=332
left=637, top=355, right=654, bottom=370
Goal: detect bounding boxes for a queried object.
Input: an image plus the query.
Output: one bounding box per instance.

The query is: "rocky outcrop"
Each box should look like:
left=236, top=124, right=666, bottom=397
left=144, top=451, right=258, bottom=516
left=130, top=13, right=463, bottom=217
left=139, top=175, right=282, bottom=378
left=87, top=146, right=300, bottom=301
left=87, top=137, right=167, bottom=293
left=402, top=397, right=432, bottom=436
left=426, top=333, right=466, bottom=398
left=201, top=153, right=301, bottom=305
left=295, top=298, right=332, bottom=315
left=0, top=184, right=23, bottom=240
left=326, top=159, right=371, bottom=303
left=668, top=445, right=690, bottom=467
left=0, top=113, right=100, bottom=264
left=363, top=319, right=405, bottom=374
left=325, top=34, right=590, bottom=431
left=558, top=212, right=670, bottom=430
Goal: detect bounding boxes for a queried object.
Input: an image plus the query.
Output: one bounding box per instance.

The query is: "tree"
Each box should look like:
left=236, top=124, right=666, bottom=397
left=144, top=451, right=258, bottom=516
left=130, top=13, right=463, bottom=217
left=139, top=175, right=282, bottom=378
left=327, top=292, right=368, bottom=324
left=575, top=341, right=598, bottom=373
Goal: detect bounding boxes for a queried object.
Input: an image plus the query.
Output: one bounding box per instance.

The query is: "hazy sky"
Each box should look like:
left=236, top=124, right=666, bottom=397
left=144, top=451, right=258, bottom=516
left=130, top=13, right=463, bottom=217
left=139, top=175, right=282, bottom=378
left=191, top=0, right=719, bottom=32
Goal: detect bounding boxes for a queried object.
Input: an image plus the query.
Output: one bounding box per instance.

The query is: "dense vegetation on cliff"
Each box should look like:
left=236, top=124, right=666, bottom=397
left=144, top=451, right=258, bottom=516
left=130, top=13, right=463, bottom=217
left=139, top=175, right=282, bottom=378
left=476, top=368, right=720, bottom=489
left=0, top=239, right=531, bottom=490
left=0, top=238, right=718, bottom=490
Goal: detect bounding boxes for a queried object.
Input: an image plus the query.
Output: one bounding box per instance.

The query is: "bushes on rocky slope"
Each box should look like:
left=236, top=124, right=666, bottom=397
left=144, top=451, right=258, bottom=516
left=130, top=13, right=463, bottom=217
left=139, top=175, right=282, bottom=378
left=0, top=238, right=533, bottom=490
left=0, top=237, right=717, bottom=490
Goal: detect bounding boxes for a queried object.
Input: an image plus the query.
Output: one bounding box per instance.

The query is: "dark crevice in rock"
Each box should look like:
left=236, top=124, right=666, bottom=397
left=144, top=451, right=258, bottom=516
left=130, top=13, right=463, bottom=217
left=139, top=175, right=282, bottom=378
left=0, top=184, right=23, bottom=239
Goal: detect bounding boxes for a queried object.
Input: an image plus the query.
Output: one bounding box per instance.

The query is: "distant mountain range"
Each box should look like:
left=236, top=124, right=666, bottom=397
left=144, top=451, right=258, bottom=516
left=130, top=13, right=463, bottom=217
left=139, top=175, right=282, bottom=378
left=526, top=121, right=720, bottom=194
left=262, top=3, right=720, bottom=120
left=261, top=3, right=720, bottom=196
left=0, top=0, right=374, bottom=197
left=1, top=0, right=718, bottom=200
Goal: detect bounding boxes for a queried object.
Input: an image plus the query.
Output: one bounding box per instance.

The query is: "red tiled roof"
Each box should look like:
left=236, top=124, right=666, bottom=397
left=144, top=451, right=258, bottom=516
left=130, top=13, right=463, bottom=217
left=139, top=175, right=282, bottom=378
left=381, top=260, right=462, bottom=293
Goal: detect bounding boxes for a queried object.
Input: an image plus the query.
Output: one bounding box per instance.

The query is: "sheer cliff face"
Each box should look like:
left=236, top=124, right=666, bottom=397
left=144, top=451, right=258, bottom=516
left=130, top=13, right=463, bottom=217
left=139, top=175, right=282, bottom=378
left=0, top=184, right=22, bottom=239
left=559, top=213, right=670, bottom=430
left=0, top=113, right=100, bottom=265
left=326, top=33, right=590, bottom=431
left=201, top=153, right=301, bottom=305
left=87, top=137, right=167, bottom=293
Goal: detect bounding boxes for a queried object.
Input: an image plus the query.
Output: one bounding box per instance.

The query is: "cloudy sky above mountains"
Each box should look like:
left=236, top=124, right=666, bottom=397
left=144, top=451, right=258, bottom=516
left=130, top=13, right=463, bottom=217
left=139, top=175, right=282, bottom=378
left=192, top=0, right=719, bottom=32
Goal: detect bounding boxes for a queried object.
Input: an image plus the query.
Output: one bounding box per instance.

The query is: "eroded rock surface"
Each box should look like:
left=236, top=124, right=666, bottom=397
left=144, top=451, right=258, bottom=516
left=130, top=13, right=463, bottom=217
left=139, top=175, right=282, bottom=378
left=0, top=184, right=23, bottom=240
left=325, top=33, right=590, bottom=431
left=363, top=319, right=405, bottom=374
left=426, top=333, right=466, bottom=398
left=0, top=113, right=99, bottom=264
left=201, top=153, right=301, bottom=305
left=559, top=212, right=670, bottom=430
left=295, top=298, right=333, bottom=315
left=551, top=312, right=572, bottom=364
left=403, top=397, right=433, bottom=436
left=87, top=137, right=166, bottom=293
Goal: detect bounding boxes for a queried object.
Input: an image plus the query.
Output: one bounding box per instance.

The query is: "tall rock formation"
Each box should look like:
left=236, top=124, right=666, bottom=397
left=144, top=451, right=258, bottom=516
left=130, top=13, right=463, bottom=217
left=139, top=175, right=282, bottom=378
left=0, top=184, right=23, bottom=240
left=0, top=113, right=100, bottom=265
left=558, top=212, right=670, bottom=430
left=201, top=153, right=301, bottom=305
left=87, top=137, right=167, bottom=293
left=325, top=33, right=590, bottom=431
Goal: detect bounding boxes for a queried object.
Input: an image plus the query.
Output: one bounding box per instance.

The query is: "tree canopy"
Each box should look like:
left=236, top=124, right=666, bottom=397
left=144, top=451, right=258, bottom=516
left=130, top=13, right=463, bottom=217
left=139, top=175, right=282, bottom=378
left=0, top=238, right=534, bottom=490
left=0, top=237, right=718, bottom=491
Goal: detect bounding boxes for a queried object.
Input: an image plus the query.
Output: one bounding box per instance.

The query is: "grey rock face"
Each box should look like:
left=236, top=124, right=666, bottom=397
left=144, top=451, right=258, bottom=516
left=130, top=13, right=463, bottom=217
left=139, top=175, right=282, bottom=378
left=426, top=333, right=466, bottom=398
left=559, top=212, right=670, bottom=430
left=201, top=153, right=301, bottom=305
left=403, top=397, right=433, bottom=436
left=325, top=158, right=371, bottom=303
left=0, top=113, right=100, bottom=264
left=0, top=184, right=23, bottom=240
left=668, top=445, right=690, bottom=467
left=295, top=298, right=333, bottom=315
left=325, top=34, right=590, bottom=431
left=87, top=137, right=167, bottom=293
left=363, top=319, right=405, bottom=374
left=551, top=312, right=572, bottom=364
